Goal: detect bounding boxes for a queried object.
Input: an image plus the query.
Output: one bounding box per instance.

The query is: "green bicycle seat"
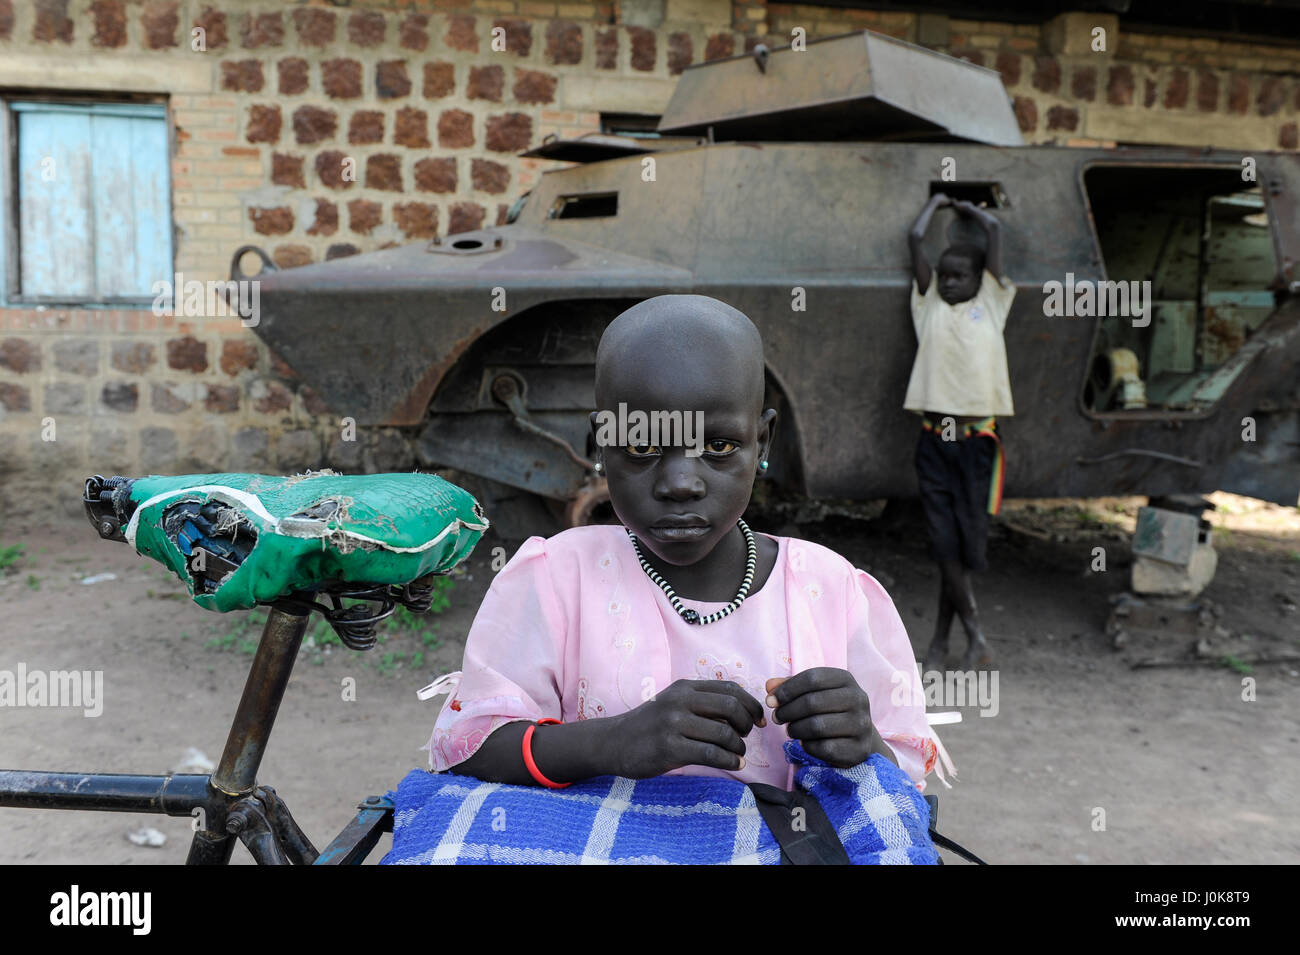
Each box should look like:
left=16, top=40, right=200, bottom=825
left=91, top=470, right=488, bottom=613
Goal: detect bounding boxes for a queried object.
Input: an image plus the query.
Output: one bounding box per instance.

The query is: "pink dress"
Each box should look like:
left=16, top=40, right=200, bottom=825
left=423, top=524, right=943, bottom=791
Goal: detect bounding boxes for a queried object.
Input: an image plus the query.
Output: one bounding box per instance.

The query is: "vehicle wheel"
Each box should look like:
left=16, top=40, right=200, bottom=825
left=564, top=478, right=610, bottom=528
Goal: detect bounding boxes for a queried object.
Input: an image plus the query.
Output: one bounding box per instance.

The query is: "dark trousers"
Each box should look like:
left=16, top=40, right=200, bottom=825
left=914, top=426, right=999, bottom=572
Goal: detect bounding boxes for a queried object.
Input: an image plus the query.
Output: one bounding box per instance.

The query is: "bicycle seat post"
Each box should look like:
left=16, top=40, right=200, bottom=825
left=187, top=601, right=310, bottom=865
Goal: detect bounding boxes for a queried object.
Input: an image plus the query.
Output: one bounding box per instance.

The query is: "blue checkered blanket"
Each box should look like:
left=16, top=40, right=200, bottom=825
left=380, top=741, right=938, bottom=865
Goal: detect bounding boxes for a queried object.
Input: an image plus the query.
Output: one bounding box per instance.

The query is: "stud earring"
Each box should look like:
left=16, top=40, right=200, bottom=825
left=759, top=460, right=769, bottom=471
left=593, top=461, right=603, bottom=473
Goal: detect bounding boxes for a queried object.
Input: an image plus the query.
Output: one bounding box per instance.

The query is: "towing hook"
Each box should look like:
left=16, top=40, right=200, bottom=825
left=229, top=245, right=277, bottom=283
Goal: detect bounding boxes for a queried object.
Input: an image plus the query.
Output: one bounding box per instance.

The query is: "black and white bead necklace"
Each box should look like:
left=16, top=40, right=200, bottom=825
left=627, top=519, right=757, bottom=625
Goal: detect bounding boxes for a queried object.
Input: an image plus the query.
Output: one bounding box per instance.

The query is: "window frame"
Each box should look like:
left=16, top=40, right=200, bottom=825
left=0, top=90, right=174, bottom=308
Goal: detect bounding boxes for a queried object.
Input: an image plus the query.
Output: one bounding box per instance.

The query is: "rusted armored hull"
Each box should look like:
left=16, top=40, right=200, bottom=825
left=246, top=134, right=1300, bottom=509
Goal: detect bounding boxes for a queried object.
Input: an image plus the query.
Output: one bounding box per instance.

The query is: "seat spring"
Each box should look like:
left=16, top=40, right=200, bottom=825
left=272, top=574, right=444, bottom=652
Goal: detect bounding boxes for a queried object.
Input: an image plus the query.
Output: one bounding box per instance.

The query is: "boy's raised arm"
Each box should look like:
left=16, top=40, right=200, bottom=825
left=953, top=199, right=1003, bottom=279
left=909, top=193, right=950, bottom=291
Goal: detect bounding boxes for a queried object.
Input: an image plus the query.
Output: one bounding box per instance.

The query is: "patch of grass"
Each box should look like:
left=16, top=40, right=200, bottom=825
left=1072, top=507, right=1106, bottom=528
left=205, top=608, right=267, bottom=657
left=1288, top=550, right=1300, bottom=563
left=0, top=543, right=25, bottom=572
left=309, top=616, right=342, bottom=647
left=207, top=577, right=457, bottom=670
left=25, top=574, right=40, bottom=591
left=354, top=577, right=455, bottom=674
left=1221, top=655, right=1253, bottom=675
left=299, top=616, right=344, bottom=664
left=205, top=631, right=236, bottom=652
left=388, top=604, right=423, bottom=632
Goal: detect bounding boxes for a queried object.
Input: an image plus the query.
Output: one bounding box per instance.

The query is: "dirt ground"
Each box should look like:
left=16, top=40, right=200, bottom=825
left=0, top=491, right=1296, bottom=865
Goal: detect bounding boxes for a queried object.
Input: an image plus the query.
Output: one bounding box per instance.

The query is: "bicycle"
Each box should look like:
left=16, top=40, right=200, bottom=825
left=0, top=471, right=487, bottom=865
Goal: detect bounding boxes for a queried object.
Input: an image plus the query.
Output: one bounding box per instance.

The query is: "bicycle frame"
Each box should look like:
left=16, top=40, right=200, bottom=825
left=0, top=603, right=395, bottom=865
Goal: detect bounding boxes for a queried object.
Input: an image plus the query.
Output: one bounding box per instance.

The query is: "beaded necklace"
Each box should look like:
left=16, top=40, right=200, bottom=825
left=626, top=519, right=757, bottom=625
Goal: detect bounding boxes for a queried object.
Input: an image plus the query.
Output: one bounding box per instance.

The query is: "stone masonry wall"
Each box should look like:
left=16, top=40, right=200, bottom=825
left=0, top=0, right=1296, bottom=516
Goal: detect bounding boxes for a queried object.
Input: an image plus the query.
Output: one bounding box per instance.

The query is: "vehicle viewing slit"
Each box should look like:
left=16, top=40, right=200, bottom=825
left=929, top=181, right=1007, bottom=209
left=549, top=192, right=619, bottom=218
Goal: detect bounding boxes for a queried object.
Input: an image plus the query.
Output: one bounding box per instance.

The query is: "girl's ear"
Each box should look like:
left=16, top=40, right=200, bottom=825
left=589, top=410, right=608, bottom=471
left=758, top=407, right=778, bottom=465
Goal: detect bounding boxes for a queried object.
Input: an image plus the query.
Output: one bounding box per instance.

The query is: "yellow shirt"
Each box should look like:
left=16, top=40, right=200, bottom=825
left=903, top=269, right=1016, bottom=417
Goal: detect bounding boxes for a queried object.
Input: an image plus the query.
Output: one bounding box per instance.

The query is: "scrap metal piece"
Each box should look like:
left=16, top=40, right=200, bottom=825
left=1131, top=506, right=1219, bottom=596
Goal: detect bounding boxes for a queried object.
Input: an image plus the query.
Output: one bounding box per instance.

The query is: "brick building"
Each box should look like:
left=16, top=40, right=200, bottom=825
left=0, top=0, right=1297, bottom=514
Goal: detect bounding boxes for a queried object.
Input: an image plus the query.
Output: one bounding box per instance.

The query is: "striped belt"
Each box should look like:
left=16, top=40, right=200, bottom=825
left=920, top=415, right=1005, bottom=516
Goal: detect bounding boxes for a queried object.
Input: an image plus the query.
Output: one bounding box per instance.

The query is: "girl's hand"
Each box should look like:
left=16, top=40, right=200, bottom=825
left=766, top=669, right=890, bottom=768
left=609, top=679, right=766, bottom=779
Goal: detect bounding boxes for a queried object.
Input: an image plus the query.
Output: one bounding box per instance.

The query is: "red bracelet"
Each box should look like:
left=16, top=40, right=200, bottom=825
left=522, top=718, right=571, bottom=789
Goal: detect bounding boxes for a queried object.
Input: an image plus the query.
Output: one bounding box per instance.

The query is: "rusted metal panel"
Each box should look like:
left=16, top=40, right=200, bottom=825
left=658, top=31, right=1023, bottom=146
left=248, top=229, right=693, bottom=427
left=417, top=410, right=590, bottom=501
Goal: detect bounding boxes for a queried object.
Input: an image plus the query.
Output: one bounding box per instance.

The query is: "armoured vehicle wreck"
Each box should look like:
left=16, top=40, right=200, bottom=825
left=234, top=30, right=1300, bottom=529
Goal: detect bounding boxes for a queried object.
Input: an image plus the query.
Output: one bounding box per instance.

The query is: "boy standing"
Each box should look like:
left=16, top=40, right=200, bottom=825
left=905, top=193, right=1015, bottom=672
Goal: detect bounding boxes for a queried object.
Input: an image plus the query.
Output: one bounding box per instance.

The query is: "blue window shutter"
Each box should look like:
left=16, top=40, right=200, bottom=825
left=17, top=106, right=94, bottom=297
left=13, top=101, right=171, bottom=300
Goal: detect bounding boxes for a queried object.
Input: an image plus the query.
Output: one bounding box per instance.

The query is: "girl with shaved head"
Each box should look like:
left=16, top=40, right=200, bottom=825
left=424, top=295, right=944, bottom=795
